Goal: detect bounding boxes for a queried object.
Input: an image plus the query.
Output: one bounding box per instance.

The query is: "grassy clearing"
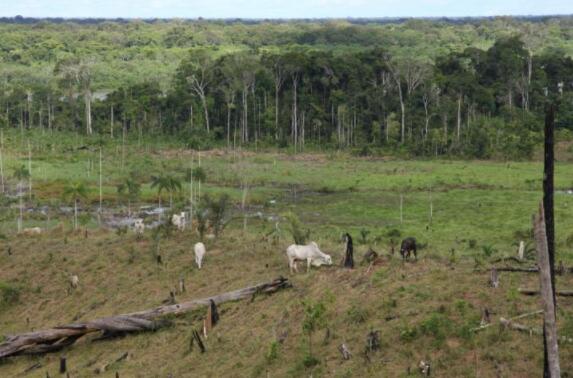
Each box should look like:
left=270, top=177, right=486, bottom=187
left=0, top=129, right=573, bottom=376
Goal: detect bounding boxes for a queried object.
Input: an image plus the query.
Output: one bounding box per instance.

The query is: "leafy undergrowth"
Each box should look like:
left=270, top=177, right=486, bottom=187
left=0, top=228, right=572, bottom=377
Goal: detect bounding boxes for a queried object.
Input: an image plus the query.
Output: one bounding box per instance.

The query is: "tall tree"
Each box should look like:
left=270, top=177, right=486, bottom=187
left=178, top=50, right=215, bottom=133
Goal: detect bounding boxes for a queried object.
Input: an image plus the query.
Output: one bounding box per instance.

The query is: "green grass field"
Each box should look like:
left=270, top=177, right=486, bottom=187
left=0, top=129, right=572, bottom=377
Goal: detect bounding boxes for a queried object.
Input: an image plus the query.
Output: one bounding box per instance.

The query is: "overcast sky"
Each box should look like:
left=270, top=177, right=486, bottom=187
left=1, top=0, right=572, bottom=19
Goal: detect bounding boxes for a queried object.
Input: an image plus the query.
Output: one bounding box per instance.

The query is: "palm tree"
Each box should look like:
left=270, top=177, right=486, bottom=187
left=117, top=175, right=141, bottom=217
left=150, top=174, right=182, bottom=219
left=63, top=181, right=89, bottom=230
left=13, top=165, right=29, bottom=232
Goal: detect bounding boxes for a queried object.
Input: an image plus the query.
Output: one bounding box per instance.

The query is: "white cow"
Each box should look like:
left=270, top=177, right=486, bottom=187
left=172, top=212, right=186, bottom=231
left=133, top=219, right=145, bottom=236
left=194, top=242, right=206, bottom=269
left=20, top=227, right=42, bottom=235
left=70, top=275, right=79, bottom=289
left=286, top=242, right=333, bottom=273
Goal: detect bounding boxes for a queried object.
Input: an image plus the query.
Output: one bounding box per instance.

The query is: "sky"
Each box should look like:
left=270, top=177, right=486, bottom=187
left=1, top=0, right=572, bottom=19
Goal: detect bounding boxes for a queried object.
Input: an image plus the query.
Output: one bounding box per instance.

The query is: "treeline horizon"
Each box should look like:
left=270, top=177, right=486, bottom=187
left=1, top=19, right=572, bottom=159
left=1, top=15, right=572, bottom=25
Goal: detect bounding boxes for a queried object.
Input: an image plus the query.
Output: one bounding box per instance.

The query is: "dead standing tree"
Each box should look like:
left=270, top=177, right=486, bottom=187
left=0, top=277, right=291, bottom=359
left=541, top=103, right=559, bottom=377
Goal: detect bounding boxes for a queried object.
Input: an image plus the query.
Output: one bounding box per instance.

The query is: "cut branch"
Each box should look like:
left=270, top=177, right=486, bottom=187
left=471, top=310, right=542, bottom=332
left=0, top=277, right=291, bottom=359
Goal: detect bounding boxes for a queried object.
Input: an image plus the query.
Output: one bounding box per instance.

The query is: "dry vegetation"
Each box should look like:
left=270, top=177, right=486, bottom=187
left=0, top=226, right=572, bottom=377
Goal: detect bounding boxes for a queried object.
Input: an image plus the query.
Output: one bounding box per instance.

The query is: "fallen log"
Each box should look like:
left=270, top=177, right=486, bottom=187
left=500, top=317, right=541, bottom=335
left=491, top=256, right=527, bottom=264
left=494, top=267, right=539, bottom=273
left=494, top=266, right=573, bottom=274
left=0, top=277, right=291, bottom=359
left=518, top=288, right=573, bottom=297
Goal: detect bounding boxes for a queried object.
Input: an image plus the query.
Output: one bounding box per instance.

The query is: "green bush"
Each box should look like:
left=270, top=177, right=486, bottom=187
left=346, top=304, right=369, bottom=325
left=420, top=312, right=451, bottom=346
left=266, top=341, right=280, bottom=363
left=481, top=244, right=497, bottom=257
left=0, top=282, right=21, bottom=309
left=399, top=325, right=418, bottom=342
left=283, top=212, right=310, bottom=245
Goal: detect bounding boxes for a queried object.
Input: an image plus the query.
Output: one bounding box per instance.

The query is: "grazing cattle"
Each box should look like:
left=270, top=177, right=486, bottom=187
left=194, top=242, right=206, bottom=269
left=286, top=242, right=333, bottom=273
left=133, top=219, right=145, bottom=236
left=20, top=227, right=42, bottom=235
left=172, top=212, right=186, bottom=231
left=342, top=233, right=354, bottom=269
left=70, top=275, right=79, bottom=289
left=400, top=237, right=417, bottom=260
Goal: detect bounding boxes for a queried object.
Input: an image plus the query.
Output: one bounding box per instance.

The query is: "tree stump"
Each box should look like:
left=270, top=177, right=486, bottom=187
left=489, top=268, right=499, bottom=288
left=480, top=308, right=490, bottom=327
left=518, top=241, right=525, bottom=260
left=338, top=343, right=352, bottom=360
left=366, top=330, right=380, bottom=353
left=59, top=357, right=67, bottom=374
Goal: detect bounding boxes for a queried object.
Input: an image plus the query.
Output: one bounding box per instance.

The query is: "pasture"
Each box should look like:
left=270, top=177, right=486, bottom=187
left=0, top=129, right=573, bottom=376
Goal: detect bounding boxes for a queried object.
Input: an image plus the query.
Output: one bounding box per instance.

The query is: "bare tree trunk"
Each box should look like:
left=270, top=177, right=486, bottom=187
left=84, top=90, right=92, bottom=135
left=292, top=76, right=298, bottom=152
left=275, top=84, right=280, bottom=141
left=0, top=130, right=4, bottom=194
left=226, top=100, right=232, bottom=149
left=397, top=83, right=405, bottom=143
left=74, top=199, right=78, bottom=231
left=544, top=104, right=557, bottom=301
left=27, top=141, right=32, bottom=200
left=457, top=93, right=462, bottom=142
left=47, top=98, right=52, bottom=131
left=423, top=96, right=430, bottom=140
left=99, top=148, right=103, bottom=215
left=110, top=104, right=114, bottom=139
left=201, top=95, right=210, bottom=133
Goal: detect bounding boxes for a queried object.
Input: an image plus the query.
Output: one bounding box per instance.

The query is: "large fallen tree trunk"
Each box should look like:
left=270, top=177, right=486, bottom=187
left=0, top=277, right=291, bottom=359
left=518, top=288, right=573, bottom=297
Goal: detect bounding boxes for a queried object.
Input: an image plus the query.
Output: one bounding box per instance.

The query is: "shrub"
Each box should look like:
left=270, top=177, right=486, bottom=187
left=468, top=239, right=477, bottom=249
left=0, top=282, right=21, bottom=309
left=420, top=312, right=451, bottom=346
left=346, top=304, right=369, bottom=325
left=386, top=228, right=401, bottom=238
left=566, top=232, right=573, bottom=248
left=203, top=193, right=231, bottom=237
left=399, top=325, right=418, bottom=342
left=481, top=244, right=497, bottom=258
left=359, top=228, right=370, bottom=244
left=283, top=212, right=310, bottom=245
left=266, top=341, right=280, bottom=363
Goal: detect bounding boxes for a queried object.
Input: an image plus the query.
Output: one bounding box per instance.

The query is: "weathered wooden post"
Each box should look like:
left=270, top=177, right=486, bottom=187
left=534, top=203, right=560, bottom=377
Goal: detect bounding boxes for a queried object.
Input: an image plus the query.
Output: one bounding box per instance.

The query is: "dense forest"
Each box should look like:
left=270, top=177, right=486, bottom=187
left=1, top=17, right=573, bottom=158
